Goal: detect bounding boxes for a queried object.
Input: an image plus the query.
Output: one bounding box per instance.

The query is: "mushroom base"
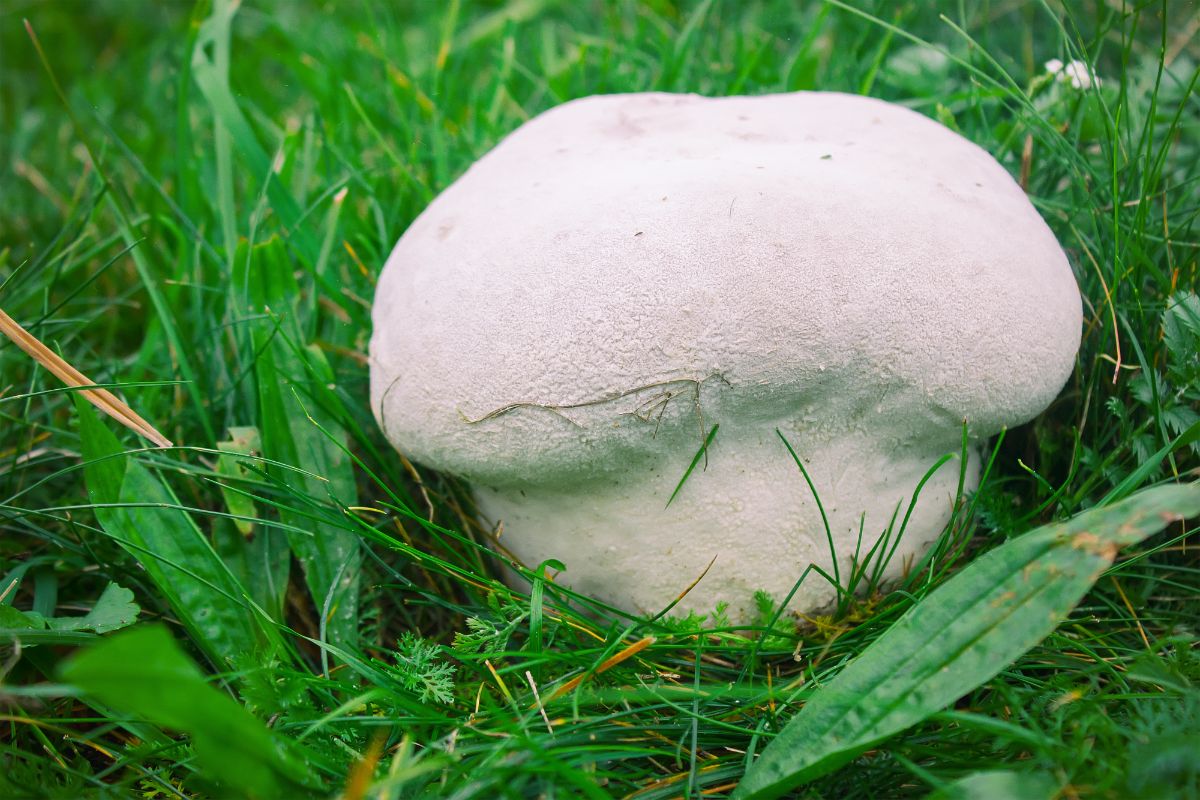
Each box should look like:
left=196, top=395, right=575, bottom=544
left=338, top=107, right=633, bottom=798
left=474, top=429, right=980, bottom=623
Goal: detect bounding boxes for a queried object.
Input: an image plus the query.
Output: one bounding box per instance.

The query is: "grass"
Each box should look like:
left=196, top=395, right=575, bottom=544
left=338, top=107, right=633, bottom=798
left=1, top=0, right=1199, bottom=797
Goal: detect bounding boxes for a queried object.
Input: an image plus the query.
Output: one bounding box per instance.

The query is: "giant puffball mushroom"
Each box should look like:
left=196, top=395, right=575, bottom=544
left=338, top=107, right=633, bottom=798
left=370, top=92, right=1082, bottom=621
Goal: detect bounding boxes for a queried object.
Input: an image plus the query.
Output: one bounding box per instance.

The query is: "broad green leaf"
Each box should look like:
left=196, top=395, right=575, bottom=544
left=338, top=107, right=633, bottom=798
left=736, top=483, right=1200, bottom=799
left=925, top=770, right=1059, bottom=800
left=2, top=583, right=139, bottom=643
left=234, top=238, right=361, bottom=655
left=77, top=399, right=270, bottom=668
left=60, top=625, right=321, bottom=800
left=45, top=582, right=140, bottom=634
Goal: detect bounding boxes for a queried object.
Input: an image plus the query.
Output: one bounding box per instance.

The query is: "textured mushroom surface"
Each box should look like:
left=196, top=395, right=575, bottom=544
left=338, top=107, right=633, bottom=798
left=370, top=91, right=1082, bottom=620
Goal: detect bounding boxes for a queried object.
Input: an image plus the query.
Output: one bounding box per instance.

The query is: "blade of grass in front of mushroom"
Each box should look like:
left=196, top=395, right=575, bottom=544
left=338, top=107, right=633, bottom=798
left=775, top=429, right=840, bottom=589
left=665, top=423, right=719, bottom=508
left=776, top=430, right=965, bottom=618
left=544, top=633, right=658, bottom=705
left=915, top=429, right=1009, bottom=591
left=0, top=307, right=172, bottom=448
left=734, top=482, right=1200, bottom=799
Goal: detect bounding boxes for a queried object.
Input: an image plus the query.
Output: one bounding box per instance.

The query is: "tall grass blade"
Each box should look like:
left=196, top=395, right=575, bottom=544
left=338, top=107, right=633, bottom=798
left=191, top=0, right=320, bottom=265
left=666, top=423, right=719, bottom=508
left=235, top=238, right=361, bottom=659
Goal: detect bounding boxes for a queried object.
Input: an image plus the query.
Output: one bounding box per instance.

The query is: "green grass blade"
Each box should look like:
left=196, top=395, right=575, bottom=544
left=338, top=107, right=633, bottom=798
left=235, top=239, right=361, bottom=660
left=735, top=483, right=1200, bottom=799
left=776, top=429, right=838, bottom=586
left=0, top=627, right=99, bottom=647
left=665, top=423, right=719, bottom=508
left=528, top=557, right=564, bottom=675
left=60, top=624, right=322, bottom=800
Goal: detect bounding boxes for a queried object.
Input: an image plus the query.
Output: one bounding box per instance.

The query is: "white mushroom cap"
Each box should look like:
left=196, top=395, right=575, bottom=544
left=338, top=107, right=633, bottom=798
left=370, top=92, right=1082, bottom=620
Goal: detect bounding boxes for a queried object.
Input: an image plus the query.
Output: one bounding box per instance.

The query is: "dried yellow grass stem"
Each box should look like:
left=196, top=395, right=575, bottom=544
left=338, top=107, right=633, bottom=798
left=544, top=636, right=657, bottom=704
left=0, top=306, right=172, bottom=448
